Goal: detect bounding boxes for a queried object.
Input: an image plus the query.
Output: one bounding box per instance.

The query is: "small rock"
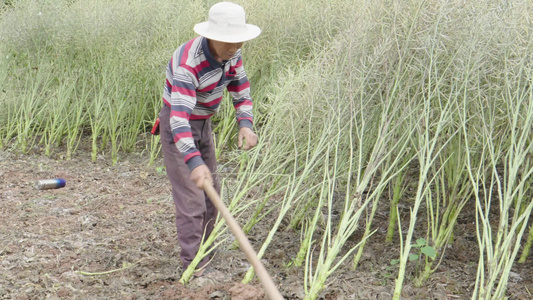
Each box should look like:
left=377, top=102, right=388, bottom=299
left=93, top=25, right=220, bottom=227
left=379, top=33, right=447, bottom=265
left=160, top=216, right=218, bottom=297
left=209, top=290, right=228, bottom=299
left=190, top=276, right=214, bottom=288
left=509, top=271, right=523, bottom=283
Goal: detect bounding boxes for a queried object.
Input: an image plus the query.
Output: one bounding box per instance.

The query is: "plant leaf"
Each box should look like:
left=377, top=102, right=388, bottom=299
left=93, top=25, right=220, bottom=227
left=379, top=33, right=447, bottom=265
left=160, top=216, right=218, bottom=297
left=416, top=238, right=426, bottom=247
left=421, top=245, right=436, bottom=260
left=408, top=254, right=419, bottom=261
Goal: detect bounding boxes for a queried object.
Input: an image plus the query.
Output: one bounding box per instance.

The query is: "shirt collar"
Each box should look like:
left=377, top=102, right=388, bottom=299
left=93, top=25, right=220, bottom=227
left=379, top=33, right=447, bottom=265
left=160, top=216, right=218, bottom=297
left=201, top=37, right=225, bottom=67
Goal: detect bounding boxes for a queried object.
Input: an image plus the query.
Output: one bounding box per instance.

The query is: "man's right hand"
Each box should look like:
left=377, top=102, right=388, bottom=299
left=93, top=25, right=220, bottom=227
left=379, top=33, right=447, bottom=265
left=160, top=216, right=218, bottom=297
left=190, top=164, right=212, bottom=189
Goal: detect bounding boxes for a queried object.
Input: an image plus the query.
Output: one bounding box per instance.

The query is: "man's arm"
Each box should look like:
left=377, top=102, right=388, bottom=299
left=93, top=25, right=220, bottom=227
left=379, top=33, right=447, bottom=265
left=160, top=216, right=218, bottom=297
left=169, top=64, right=214, bottom=187
left=168, top=63, right=205, bottom=170
left=227, top=55, right=254, bottom=130
left=227, top=55, right=257, bottom=149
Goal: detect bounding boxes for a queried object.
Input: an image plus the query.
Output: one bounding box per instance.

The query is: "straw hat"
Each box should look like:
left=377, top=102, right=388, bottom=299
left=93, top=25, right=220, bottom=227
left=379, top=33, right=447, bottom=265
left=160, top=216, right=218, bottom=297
left=194, top=2, right=261, bottom=43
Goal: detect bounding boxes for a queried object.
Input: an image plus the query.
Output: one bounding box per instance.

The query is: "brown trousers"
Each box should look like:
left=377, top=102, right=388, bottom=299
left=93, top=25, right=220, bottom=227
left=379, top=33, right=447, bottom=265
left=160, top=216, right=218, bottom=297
left=159, top=105, right=220, bottom=269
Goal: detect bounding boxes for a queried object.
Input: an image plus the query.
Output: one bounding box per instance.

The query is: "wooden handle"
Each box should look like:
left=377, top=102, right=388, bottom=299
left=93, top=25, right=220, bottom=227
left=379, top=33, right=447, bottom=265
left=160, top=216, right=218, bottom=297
left=202, top=181, right=284, bottom=300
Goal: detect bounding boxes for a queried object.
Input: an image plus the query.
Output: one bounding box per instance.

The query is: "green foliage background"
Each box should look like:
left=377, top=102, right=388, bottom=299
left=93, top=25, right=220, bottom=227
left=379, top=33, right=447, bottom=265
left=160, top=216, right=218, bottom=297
left=0, top=0, right=353, bottom=160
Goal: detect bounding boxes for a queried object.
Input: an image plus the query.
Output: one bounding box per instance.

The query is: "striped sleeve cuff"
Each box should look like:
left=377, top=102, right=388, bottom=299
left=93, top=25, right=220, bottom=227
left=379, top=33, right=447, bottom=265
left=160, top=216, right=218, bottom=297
left=186, top=155, right=206, bottom=172
left=238, top=119, right=253, bottom=130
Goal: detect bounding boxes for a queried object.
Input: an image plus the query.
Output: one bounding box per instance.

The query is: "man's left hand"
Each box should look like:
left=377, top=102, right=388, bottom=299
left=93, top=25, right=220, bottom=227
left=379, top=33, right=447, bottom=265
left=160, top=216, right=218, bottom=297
left=238, top=127, right=258, bottom=150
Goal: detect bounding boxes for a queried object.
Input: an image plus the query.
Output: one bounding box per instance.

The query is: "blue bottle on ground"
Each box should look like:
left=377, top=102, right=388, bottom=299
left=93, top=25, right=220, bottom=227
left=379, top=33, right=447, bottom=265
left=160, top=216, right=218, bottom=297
left=35, top=179, right=66, bottom=190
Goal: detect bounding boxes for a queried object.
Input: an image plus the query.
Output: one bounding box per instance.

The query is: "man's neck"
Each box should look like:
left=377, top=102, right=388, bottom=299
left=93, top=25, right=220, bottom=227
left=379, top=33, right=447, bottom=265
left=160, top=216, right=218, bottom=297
left=207, top=39, right=223, bottom=63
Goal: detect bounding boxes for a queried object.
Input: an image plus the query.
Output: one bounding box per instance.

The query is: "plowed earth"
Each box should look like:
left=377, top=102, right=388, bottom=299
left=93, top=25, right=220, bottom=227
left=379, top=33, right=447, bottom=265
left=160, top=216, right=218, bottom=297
left=1, top=149, right=532, bottom=299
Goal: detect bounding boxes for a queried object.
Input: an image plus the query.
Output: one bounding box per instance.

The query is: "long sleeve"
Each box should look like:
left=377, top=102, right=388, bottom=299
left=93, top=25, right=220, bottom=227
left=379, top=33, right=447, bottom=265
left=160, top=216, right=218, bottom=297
left=169, top=62, right=206, bottom=170
left=226, top=56, right=253, bottom=130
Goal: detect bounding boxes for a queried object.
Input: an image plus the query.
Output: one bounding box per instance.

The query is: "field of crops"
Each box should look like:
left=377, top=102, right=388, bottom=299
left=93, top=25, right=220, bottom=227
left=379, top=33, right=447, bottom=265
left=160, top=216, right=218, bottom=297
left=1, top=0, right=533, bottom=299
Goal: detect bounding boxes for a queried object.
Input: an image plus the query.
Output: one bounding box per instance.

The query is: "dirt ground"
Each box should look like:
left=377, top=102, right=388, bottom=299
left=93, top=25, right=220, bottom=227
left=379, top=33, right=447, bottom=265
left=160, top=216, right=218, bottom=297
left=1, top=148, right=532, bottom=299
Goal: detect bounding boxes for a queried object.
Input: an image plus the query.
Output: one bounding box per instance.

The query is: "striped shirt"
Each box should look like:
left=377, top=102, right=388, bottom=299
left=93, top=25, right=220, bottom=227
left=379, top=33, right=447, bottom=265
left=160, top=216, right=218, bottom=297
left=163, top=36, right=254, bottom=170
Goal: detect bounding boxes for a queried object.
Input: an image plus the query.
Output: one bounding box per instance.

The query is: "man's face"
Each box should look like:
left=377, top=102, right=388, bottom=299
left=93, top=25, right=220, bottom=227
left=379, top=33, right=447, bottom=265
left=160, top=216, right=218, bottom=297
left=209, top=40, right=244, bottom=61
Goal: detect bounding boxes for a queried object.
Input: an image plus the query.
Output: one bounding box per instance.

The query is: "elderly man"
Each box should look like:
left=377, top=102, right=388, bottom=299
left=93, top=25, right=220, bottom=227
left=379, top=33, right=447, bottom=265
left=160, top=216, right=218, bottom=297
left=157, top=2, right=261, bottom=275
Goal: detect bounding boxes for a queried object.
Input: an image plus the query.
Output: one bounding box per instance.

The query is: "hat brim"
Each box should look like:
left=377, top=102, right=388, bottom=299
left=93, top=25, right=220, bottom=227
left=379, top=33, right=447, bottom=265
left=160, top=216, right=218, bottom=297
left=193, top=22, right=261, bottom=43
